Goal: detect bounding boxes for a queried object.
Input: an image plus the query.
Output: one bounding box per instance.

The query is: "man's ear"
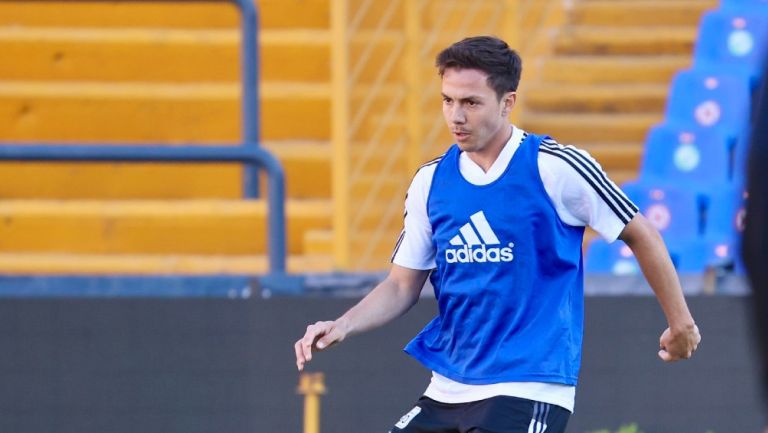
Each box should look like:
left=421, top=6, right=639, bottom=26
left=502, top=92, right=517, bottom=117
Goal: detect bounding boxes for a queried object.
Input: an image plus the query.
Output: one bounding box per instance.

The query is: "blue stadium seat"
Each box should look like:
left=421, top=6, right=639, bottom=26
left=703, top=185, right=746, bottom=238
left=694, top=10, right=768, bottom=87
left=674, top=238, right=737, bottom=272
left=673, top=186, right=745, bottom=273
left=585, top=238, right=642, bottom=275
left=638, top=124, right=735, bottom=185
left=719, top=0, right=768, bottom=14
left=621, top=181, right=703, bottom=240
left=665, top=69, right=752, bottom=133
left=585, top=184, right=746, bottom=275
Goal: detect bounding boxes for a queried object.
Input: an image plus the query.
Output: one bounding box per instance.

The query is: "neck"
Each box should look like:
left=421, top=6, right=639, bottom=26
left=467, top=123, right=513, bottom=172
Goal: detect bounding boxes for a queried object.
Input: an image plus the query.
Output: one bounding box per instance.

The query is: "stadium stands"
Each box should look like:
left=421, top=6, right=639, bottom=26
left=524, top=0, right=717, bottom=191
left=586, top=0, right=765, bottom=277
left=693, top=9, right=768, bottom=88
left=1, top=0, right=749, bottom=278
left=0, top=0, right=335, bottom=274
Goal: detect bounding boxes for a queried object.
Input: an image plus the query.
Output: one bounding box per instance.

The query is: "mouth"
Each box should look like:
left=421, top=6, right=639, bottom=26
left=453, top=130, right=470, bottom=141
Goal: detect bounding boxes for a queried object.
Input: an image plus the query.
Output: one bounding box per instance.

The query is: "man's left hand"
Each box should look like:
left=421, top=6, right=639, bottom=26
left=658, top=323, right=701, bottom=362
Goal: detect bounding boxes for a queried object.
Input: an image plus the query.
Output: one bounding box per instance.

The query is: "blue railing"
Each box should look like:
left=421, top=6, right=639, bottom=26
left=0, top=0, right=293, bottom=284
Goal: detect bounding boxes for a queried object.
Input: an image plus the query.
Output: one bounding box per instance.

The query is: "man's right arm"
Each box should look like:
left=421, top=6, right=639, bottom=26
left=294, top=264, right=430, bottom=371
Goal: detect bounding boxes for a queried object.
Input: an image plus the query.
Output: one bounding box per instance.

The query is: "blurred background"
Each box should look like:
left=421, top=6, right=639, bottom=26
left=0, top=0, right=765, bottom=432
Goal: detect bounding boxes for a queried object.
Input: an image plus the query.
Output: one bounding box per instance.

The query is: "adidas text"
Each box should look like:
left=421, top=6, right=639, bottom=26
left=445, top=243, right=515, bottom=264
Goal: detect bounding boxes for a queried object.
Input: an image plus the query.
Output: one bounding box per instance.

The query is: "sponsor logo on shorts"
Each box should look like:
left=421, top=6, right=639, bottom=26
left=395, top=406, right=422, bottom=429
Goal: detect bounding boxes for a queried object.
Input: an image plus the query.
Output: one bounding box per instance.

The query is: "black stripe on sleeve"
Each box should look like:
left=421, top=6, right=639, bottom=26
left=418, top=156, right=442, bottom=171
left=539, top=147, right=633, bottom=224
left=541, top=139, right=638, bottom=214
left=540, top=141, right=638, bottom=221
left=393, top=156, right=441, bottom=263
left=390, top=230, right=406, bottom=263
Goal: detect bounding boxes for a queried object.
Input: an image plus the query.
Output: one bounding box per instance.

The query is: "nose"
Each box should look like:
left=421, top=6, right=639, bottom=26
left=449, top=105, right=465, bottom=125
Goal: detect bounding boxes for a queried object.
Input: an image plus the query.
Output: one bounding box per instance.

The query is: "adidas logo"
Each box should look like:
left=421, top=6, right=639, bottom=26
left=445, top=211, right=515, bottom=264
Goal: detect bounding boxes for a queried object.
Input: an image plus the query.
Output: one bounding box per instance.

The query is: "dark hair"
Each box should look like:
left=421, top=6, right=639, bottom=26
left=435, top=36, right=522, bottom=99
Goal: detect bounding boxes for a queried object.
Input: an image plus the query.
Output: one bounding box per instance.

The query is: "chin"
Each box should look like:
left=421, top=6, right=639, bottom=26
left=456, top=142, right=475, bottom=152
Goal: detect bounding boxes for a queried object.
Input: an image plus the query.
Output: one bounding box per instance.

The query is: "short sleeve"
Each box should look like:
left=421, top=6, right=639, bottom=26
left=391, top=161, right=438, bottom=270
left=538, top=139, right=639, bottom=242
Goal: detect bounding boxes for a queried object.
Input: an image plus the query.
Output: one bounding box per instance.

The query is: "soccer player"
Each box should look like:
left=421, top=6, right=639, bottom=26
left=294, top=36, right=701, bottom=432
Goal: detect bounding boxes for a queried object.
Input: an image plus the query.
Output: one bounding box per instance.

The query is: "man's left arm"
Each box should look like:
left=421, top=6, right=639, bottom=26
left=619, top=213, right=702, bottom=362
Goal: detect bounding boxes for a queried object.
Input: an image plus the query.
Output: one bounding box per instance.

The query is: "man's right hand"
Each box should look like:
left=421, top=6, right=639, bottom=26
left=294, top=318, right=349, bottom=371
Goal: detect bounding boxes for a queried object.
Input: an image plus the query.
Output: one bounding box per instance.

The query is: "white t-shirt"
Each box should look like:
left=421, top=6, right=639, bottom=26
left=391, top=126, right=637, bottom=412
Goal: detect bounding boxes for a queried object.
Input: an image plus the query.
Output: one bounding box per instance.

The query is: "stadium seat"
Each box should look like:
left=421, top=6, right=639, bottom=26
left=674, top=237, right=736, bottom=272
left=673, top=186, right=746, bottom=273
left=694, top=10, right=768, bottom=88
left=638, top=124, right=735, bottom=185
left=703, top=185, right=746, bottom=238
left=621, top=181, right=703, bottom=240
left=665, top=68, right=752, bottom=133
left=660, top=69, right=753, bottom=182
left=585, top=238, right=642, bottom=275
left=719, top=0, right=768, bottom=14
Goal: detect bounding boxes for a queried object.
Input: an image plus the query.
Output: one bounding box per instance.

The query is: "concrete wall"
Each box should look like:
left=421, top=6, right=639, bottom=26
left=0, top=296, right=762, bottom=433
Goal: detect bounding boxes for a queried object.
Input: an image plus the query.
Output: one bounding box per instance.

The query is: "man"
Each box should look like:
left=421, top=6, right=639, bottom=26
left=294, top=36, right=701, bottom=432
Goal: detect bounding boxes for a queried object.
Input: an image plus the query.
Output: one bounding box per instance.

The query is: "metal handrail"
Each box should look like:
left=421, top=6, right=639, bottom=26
left=233, top=0, right=262, bottom=197
left=0, top=1, right=292, bottom=281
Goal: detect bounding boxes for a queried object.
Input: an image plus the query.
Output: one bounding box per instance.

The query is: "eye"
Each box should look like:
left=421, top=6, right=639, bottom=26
left=466, top=100, right=478, bottom=107
left=442, top=97, right=452, bottom=104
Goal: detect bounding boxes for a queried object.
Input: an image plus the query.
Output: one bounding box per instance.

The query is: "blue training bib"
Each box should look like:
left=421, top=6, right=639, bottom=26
left=404, top=133, right=586, bottom=385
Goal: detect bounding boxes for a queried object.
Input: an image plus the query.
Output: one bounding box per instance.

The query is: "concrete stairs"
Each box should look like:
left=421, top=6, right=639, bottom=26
left=519, top=0, right=717, bottom=191
left=0, top=0, right=335, bottom=274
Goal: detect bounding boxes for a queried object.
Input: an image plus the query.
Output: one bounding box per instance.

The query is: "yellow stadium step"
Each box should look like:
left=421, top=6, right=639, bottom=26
left=554, top=26, right=699, bottom=55
left=304, top=228, right=405, bottom=271
left=0, top=140, right=330, bottom=199
left=264, top=140, right=331, bottom=199
left=0, top=0, right=330, bottom=30
left=539, top=55, right=691, bottom=84
left=0, top=27, right=330, bottom=83
left=261, top=81, right=329, bottom=140
left=601, top=169, right=637, bottom=189
left=0, top=162, right=243, bottom=199
left=0, top=81, right=328, bottom=142
left=351, top=229, right=410, bottom=271
left=258, top=0, right=330, bottom=29
left=0, top=1, right=239, bottom=28
left=0, top=253, right=334, bottom=275
left=349, top=177, right=410, bottom=206
left=576, top=142, right=643, bottom=172
left=520, top=112, right=662, bottom=143
left=0, top=80, right=427, bottom=142
left=261, top=29, right=330, bottom=82
left=303, top=229, right=334, bottom=256
left=0, top=199, right=331, bottom=255
left=570, top=1, right=717, bottom=27
left=524, top=84, right=668, bottom=113
left=0, top=81, right=240, bottom=142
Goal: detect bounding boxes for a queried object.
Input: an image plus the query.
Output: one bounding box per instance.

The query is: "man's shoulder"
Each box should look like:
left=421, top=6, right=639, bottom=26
left=408, top=152, right=447, bottom=193
left=535, top=136, right=586, bottom=153
left=536, top=137, right=595, bottom=168
left=418, top=154, right=445, bottom=171
left=414, top=148, right=452, bottom=176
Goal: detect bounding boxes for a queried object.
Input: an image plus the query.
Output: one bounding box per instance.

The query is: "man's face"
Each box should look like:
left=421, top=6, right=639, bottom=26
left=441, top=67, right=512, bottom=153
